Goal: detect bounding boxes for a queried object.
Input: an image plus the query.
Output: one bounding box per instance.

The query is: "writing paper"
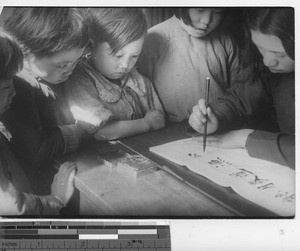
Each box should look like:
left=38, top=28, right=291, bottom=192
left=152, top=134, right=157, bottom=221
left=150, top=137, right=295, bottom=216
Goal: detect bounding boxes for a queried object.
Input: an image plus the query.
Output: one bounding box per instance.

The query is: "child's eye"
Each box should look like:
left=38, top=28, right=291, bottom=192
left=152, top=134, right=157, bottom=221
left=132, top=54, right=139, bottom=59
left=214, top=10, right=224, bottom=15
left=114, top=54, right=123, bottom=59
left=58, top=64, right=67, bottom=69
left=195, top=10, right=204, bottom=14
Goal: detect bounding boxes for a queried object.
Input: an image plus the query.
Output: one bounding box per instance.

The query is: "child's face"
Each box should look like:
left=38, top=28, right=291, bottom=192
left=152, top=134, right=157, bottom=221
left=188, top=8, right=224, bottom=38
left=0, top=79, right=15, bottom=115
left=251, top=30, right=294, bottom=73
left=91, top=36, right=145, bottom=80
left=26, top=47, right=85, bottom=84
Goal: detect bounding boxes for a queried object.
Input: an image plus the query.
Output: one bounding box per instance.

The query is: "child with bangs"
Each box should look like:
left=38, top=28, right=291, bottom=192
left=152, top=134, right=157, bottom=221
left=64, top=8, right=165, bottom=140
left=1, top=7, right=89, bottom=192
left=138, top=8, right=254, bottom=122
left=0, top=28, right=77, bottom=215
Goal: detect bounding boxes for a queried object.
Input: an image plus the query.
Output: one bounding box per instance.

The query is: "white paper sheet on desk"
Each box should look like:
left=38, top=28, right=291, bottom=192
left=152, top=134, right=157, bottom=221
left=150, top=137, right=295, bottom=216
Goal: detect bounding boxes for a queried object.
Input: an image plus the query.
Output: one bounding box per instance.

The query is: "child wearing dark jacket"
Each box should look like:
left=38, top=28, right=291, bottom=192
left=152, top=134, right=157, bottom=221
left=1, top=8, right=89, bottom=192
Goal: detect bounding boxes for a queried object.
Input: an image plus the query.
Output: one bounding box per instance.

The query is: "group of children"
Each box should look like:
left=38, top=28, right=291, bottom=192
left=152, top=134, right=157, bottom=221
left=189, top=8, right=295, bottom=168
left=0, top=7, right=295, bottom=215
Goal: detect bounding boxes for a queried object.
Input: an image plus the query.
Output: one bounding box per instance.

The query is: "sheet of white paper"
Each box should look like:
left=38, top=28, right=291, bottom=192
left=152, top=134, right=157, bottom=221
left=150, top=137, right=295, bottom=216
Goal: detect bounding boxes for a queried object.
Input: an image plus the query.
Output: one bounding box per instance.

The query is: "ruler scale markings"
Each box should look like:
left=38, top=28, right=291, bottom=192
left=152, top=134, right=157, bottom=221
left=0, top=221, right=171, bottom=250
left=87, top=239, right=100, bottom=248
left=97, top=240, right=110, bottom=248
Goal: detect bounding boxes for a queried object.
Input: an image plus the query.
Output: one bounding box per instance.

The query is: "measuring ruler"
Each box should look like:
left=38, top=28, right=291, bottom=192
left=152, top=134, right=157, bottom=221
left=0, top=220, right=171, bottom=250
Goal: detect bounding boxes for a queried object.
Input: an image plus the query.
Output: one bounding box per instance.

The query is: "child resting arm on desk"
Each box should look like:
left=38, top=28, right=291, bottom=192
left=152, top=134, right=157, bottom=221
left=188, top=8, right=295, bottom=169
left=0, top=29, right=77, bottom=215
left=63, top=8, right=165, bottom=141
left=1, top=8, right=89, bottom=192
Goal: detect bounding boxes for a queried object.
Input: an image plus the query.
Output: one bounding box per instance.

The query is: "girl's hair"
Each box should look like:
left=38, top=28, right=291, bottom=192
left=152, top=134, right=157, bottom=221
left=4, top=7, right=90, bottom=58
left=174, top=8, right=230, bottom=29
left=245, top=7, right=294, bottom=60
left=0, top=28, right=23, bottom=79
left=174, top=8, right=193, bottom=26
left=88, top=8, right=147, bottom=55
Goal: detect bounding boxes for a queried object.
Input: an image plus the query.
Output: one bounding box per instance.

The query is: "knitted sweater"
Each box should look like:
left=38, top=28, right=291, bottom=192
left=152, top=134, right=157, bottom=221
left=0, top=133, right=64, bottom=215
left=0, top=71, right=85, bottom=189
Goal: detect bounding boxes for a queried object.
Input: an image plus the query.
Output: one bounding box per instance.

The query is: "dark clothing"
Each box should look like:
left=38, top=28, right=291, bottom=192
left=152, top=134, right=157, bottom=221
left=0, top=73, right=84, bottom=191
left=213, top=71, right=295, bottom=168
left=0, top=133, right=64, bottom=215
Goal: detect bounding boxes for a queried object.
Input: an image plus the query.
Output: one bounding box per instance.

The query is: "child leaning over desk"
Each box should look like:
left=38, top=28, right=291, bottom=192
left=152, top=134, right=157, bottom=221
left=1, top=8, right=89, bottom=192
left=0, top=29, right=77, bottom=215
left=189, top=8, right=295, bottom=169
left=137, top=8, right=254, bottom=122
left=64, top=8, right=165, bottom=140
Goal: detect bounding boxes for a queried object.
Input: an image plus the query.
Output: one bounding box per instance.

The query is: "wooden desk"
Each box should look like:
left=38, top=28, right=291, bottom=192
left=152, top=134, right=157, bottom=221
left=59, top=121, right=278, bottom=217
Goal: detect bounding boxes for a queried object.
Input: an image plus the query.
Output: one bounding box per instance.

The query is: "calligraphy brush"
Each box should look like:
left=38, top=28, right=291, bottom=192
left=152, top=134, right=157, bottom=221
left=203, top=77, right=210, bottom=152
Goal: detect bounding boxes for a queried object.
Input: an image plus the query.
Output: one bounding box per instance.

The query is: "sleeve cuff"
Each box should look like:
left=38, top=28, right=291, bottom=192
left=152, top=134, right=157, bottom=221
left=39, top=195, right=65, bottom=215
left=57, top=125, right=85, bottom=153
left=53, top=195, right=66, bottom=208
left=245, top=130, right=295, bottom=168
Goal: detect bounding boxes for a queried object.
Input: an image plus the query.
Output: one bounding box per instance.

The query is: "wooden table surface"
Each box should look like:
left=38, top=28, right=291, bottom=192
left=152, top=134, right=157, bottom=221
left=59, top=121, right=278, bottom=218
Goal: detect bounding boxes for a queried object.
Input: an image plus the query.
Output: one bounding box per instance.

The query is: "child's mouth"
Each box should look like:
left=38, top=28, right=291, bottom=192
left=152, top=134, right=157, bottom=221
left=196, top=28, right=207, bottom=33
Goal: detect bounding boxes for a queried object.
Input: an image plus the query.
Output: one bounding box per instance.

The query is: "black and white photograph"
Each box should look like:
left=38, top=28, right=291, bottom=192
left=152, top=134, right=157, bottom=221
left=0, top=2, right=298, bottom=250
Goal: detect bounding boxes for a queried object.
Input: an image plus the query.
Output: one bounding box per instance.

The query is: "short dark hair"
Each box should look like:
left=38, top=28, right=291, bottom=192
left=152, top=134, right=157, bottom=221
left=0, top=28, right=23, bottom=79
left=4, top=7, right=90, bottom=58
left=88, top=8, right=147, bottom=55
left=174, top=8, right=192, bottom=26
left=245, top=7, right=294, bottom=60
left=174, top=7, right=227, bottom=27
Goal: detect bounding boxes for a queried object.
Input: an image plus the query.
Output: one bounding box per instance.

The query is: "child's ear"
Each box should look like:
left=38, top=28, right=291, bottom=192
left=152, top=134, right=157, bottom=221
left=23, top=52, right=35, bottom=64
left=23, top=52, right=32, bottom=61
left=87, top=39, right=95, bottom=51
left=82, top=40, right=94, bottom=57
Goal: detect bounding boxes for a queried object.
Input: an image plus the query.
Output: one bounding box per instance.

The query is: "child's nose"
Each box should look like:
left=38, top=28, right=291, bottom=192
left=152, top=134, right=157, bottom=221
left=119, top=58, right=130, bottom=71
left=9, top=84, right=16, bottom=99
left=200, top=11, right=212, bottom=25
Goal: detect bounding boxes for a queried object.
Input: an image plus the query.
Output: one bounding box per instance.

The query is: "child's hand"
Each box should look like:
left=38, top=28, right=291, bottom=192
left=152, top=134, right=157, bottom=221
left=189, top=99, right=218, bottom=134
left=51, top=162, right=77, bottom=206
left=197, top=129, right=255, bottom=149
left=144, top=109, right=165, bottom=130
